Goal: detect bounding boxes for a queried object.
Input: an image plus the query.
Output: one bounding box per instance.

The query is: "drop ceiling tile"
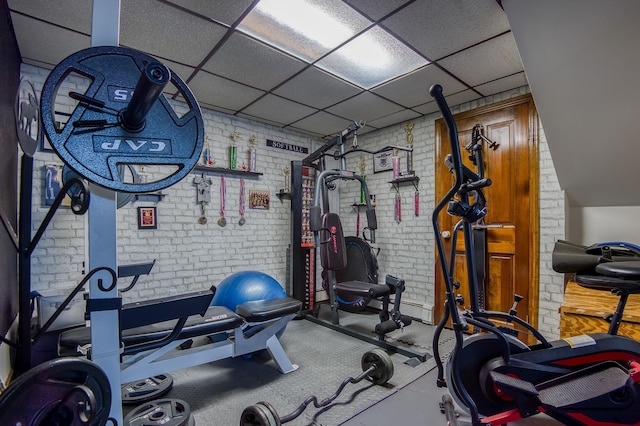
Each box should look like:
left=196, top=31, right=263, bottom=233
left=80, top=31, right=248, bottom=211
left=372, top=64, right=466, bottom=108
left=344, top=0, right=413, bottom=21
left=120, top=0, right=228, bottom=67
left=437, top=33, right=524, bottom=87
left=290, top=111, right=354, bottom=138
left=366, top=108, right=421, bottom=130
left=327, top=92, right=404, bottom=123
left=161, top=60, right=195, bottom=83
left=8, top=0, right=92, bottom=33
left=10, top=15, right=90, bottom=68
left=412, top=101, right=440, bottom=116
left=163, top=0, right=254, bottom=26
left=474, top=72, right=528, bottom=97
left=440, top=89, right=483, bottom=110
left=240, top=94, right=317, bottom=126
left=202, top=33, right=307, bottom=91
left=381, top=0, right=510, bottom=60
left=188, top=71, right=265, bottom=111
left=412, top=89, right=482, bottom=116
left=273, top=67, right=361, bottom=109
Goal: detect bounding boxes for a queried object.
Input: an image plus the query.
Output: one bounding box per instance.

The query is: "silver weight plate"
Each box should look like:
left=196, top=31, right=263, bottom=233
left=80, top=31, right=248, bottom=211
left=40, top=45, right=204, bottom=193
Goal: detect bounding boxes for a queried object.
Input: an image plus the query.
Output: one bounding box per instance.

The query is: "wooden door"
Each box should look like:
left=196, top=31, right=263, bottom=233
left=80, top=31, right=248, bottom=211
left=434, top=94, right=539, bottom=341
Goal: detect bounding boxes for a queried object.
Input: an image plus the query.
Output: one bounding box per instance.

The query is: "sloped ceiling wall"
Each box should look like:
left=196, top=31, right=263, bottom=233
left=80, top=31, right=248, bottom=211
left=503, top=0, right=640, bottom=207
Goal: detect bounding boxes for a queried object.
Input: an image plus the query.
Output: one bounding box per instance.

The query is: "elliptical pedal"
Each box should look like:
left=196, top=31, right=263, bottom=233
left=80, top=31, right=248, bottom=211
left=491, top=362, right=632, bottom=414
left=537, top=363, right=631, bottom=409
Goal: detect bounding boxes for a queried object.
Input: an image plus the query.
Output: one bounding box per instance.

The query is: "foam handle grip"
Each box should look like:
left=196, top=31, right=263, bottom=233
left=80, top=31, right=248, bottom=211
left=309, top=206, right=322, bottom=231
left=122, top=61, right=171, bottom=132
left=366, top=209, right=377, bottom=230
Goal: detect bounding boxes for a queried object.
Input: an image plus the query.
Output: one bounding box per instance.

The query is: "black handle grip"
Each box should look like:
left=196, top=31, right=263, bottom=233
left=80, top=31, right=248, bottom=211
left=459, top=178, right=492, bottom=194
left=121, top=61, right=170, bottom=132
left=430, top=84, right=463, bottom=183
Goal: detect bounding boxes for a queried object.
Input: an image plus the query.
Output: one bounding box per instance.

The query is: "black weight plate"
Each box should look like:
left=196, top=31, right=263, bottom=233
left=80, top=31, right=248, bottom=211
left=0, top=357, right=111, bottom=426
left=15, top=77, right=41, bottom=157
left=41, top=45, right=204, bottom=193
left=361, top=348, right=394, bottom=385
left=239, top=401, right=280, bottom=426
left=124, top=398, right=192, bottom=426
left=122, top=374, right=174, bottom=405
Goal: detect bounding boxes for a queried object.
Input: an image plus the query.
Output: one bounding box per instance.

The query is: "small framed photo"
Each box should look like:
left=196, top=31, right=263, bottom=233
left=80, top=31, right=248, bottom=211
left=44, top=163, right=71, bottom=207
left=137, top=206, right=157, bottom=229
left=249, top=190, right=270, bottom=210
left=373, top=151, right=393, bottom=173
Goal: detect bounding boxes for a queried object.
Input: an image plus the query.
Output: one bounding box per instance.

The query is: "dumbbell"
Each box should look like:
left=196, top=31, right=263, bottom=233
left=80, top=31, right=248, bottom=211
left=240, top=348, right=393, bottom=426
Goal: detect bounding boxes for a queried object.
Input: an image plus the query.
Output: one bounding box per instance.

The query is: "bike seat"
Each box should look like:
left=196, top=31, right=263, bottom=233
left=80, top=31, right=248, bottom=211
left=575, top=261, right=640, bottom=293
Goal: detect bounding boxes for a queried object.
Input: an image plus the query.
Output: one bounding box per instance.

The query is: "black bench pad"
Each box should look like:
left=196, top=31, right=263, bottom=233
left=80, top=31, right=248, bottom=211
left=236, top=297, right=302, bottom=322
left=335, top=280, right=390, bottom=298
left=59, top=305, right=242, bottom=356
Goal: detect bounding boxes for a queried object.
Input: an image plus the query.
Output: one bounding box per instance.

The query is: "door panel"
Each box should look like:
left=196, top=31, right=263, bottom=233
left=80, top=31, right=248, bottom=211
left=434, top=94, right=538, bottom=342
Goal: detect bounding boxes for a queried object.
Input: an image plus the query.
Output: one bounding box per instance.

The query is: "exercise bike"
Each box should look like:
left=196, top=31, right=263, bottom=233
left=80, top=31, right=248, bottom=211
left=429, top=84, right=640, bottom=426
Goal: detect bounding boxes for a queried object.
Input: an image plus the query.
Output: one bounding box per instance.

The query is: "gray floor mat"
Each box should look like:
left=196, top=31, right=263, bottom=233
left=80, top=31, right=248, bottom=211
left=126, top=311, right=449, bottom=426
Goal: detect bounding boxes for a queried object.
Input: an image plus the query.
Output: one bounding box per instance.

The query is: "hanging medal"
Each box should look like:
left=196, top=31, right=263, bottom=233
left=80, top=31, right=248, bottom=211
left=194, top=174, right=211, bottom=225
left=198, top=201, right=207, bottom=224
left=238, top=178, right=246, bottom=225
left=218, top=175, right=227, bottom=227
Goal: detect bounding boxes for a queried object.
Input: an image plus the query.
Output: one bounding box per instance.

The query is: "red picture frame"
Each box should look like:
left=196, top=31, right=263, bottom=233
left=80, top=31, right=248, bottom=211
left=137, top=207, right=157, bottom=229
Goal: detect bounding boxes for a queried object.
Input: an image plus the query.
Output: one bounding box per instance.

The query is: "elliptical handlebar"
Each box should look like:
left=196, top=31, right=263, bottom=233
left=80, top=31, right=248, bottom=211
left=430, top=84, right=465, bottom=197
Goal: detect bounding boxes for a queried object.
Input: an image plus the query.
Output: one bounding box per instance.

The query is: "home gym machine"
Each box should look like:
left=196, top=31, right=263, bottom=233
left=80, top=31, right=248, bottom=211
left=430, top=83, right=640, bottom=426
left=294, top=123, right=426, bottom=361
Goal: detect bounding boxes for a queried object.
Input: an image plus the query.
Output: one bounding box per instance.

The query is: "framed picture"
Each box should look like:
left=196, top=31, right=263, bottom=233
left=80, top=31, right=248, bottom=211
left=44, top=163, right=71, bottom=207
left=137, top=206, right=157, bottom=229
left=373, top=151, right=394, bottom=173
left=249, top=190, right=270, bottom=210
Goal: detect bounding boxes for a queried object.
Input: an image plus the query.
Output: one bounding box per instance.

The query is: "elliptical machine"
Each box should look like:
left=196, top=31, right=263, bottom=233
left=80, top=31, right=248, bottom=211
left=430, top=84, right=640, bottom=426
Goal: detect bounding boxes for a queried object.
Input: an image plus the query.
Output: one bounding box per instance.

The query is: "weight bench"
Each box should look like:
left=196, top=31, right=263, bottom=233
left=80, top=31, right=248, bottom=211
left=58, top=289, right=302, bottom=384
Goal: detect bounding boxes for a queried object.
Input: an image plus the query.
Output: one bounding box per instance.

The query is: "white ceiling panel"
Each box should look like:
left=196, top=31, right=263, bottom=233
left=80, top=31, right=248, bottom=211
left=365, top=109, right=421, bottom=130
left=8, top=0, right=92, bottom=33
left=327, top=92, right=404, bottom=123
left=437, top=33, right=523, bottom=87
left=11, top=15, right=90, bottom=68
left=474, top=72, right=528, bottom=97
left=290, top=111, right=354, bottom=137
left=381, top=0, right=510, bottom=60
left=372, top=64, right=466, bottom=108
left=273, top=67, right=361, bottom=109
left=188, top=72, right=265, bottom=111
left=120, top=0, right=228, bottom=67
left=164, top=0, right=254, bottom=26
left=202, top=33, right=306, bottom=90
left=240, top=94, right=318, bottom=126
left=344, top=0, right=411, bottom=21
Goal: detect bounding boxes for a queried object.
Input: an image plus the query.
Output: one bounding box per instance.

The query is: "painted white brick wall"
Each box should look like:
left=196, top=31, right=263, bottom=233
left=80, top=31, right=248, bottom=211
left=21, top=64, right=317, bottom=304
left=21, top=63, right=565, bottom=339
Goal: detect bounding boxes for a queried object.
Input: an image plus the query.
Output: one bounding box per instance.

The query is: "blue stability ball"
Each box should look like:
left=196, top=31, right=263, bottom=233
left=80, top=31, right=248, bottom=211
left=212, top=271, right=286, bottom=311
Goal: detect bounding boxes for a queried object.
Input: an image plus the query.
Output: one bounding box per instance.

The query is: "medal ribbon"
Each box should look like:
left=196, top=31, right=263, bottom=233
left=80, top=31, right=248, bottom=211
left=239, top=178, right=246, bottom=217
left=220, top=175, right=226, bottom=218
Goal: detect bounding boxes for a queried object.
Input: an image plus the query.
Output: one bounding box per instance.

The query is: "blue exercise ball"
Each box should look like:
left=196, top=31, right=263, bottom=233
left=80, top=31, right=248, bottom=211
left=212, top=271, right=286, bottom=311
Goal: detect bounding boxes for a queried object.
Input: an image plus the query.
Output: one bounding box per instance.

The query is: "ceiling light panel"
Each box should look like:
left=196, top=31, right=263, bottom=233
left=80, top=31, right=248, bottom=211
left=237, top=0, right=371, bottom=63
left=316, top=26, right=429, bottom=89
